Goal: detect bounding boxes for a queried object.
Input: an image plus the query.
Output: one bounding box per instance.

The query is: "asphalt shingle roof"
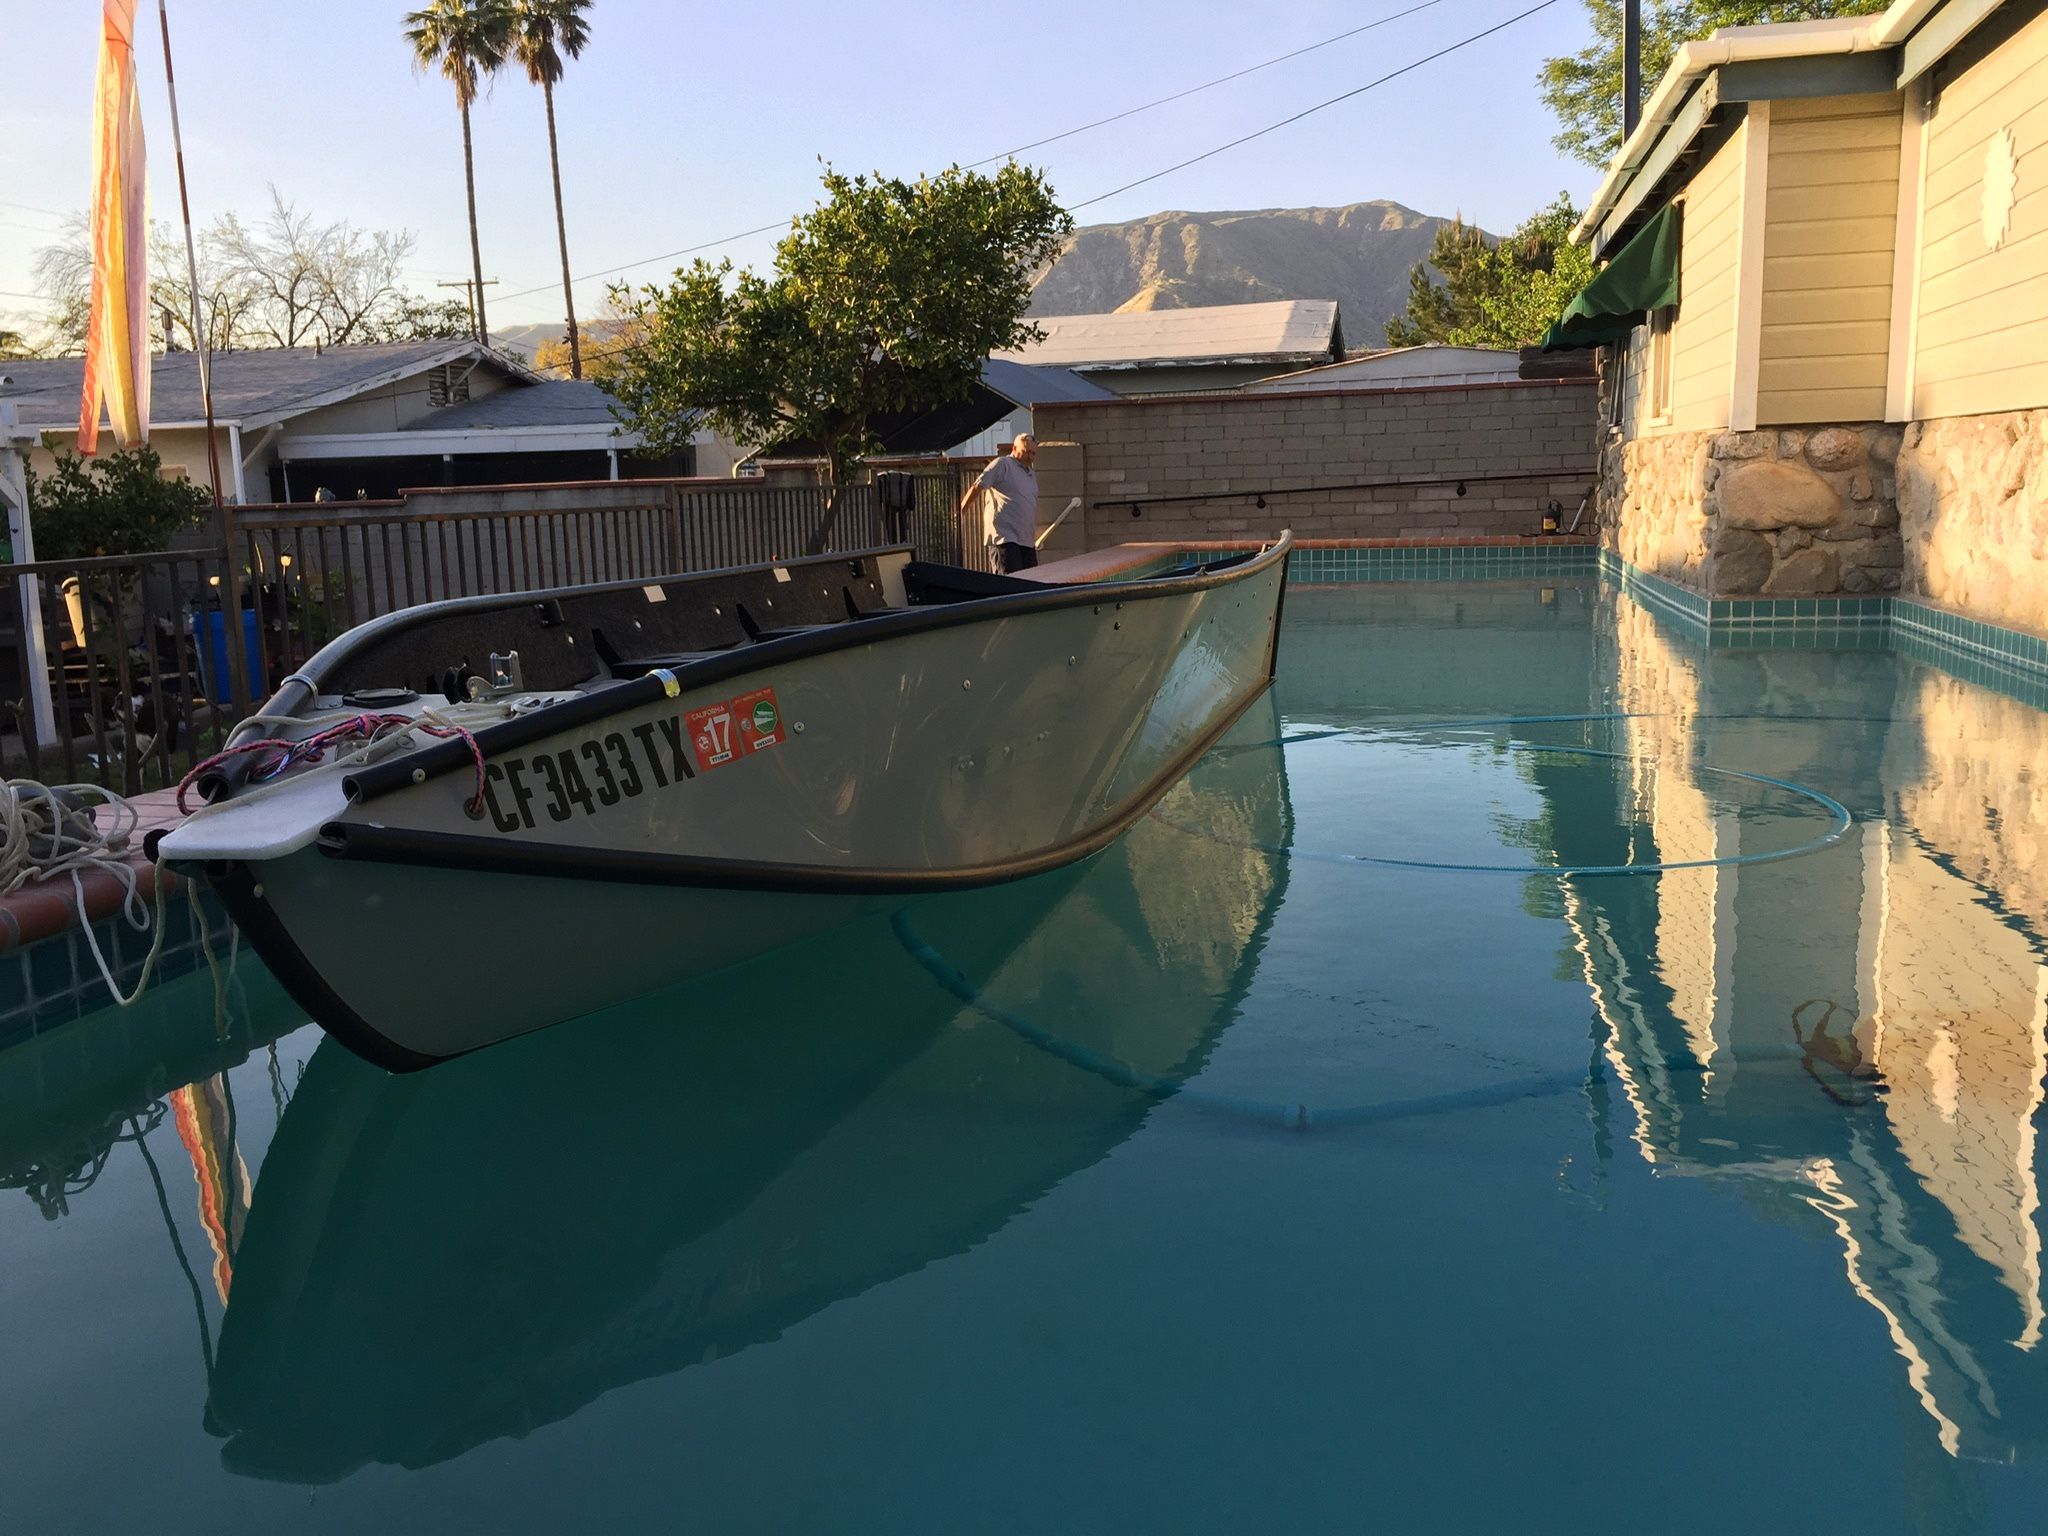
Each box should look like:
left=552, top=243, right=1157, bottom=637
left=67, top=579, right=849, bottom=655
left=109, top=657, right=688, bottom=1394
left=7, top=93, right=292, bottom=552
left=0, top=340, right=514, bottom=430
left=399, top=379, right=623, bottom=431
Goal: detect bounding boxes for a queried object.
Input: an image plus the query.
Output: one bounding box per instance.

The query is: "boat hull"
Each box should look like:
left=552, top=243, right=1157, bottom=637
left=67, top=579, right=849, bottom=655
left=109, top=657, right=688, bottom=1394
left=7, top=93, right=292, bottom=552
left=182, top=537, right=1290, bottom=1065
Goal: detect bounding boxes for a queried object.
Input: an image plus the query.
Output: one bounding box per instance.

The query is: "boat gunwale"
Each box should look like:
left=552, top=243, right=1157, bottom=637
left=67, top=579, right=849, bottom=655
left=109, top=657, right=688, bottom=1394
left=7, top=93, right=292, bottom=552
left=335, top=532, right=1292, bottom=807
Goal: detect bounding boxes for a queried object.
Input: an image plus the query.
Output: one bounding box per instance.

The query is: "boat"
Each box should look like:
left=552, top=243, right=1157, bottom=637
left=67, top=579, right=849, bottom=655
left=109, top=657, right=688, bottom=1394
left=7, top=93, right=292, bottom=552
left=155, top=535, right=1292, bottom=1067
left=201, top=700, right=1292, bottom=1480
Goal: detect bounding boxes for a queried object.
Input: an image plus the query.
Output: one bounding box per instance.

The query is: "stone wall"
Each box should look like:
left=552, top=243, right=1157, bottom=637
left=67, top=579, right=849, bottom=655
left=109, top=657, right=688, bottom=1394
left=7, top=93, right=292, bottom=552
left=1708, top=425, right=1903, bottom=596
left=1600, top=429, right=1715, bottom=589
left=1897, top=410, right=2048, bottom=634
left=1601, top=420, right=1906, bottom=597
left=1033, top=380, right=1597, bottom=548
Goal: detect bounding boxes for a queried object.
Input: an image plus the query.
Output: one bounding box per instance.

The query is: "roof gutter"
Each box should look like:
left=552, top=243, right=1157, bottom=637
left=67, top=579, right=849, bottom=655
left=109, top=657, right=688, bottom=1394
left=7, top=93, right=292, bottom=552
left=1572, top=12, right=1905, bottom=245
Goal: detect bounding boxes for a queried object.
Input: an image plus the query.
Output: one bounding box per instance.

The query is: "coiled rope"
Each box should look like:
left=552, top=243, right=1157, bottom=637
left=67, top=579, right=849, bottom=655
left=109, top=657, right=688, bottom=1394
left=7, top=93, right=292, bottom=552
left=0, top=778, right=171, bottom=1006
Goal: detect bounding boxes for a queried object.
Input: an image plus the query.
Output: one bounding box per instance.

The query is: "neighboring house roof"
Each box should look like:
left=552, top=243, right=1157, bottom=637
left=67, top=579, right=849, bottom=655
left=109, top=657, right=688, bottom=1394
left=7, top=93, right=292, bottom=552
left=997, top=300, right=1342, bottom=371
left=978, top=358, right=1116, bottom=406
left=1574, top=0, right=2008, bottom=255
left=1244, top=344, right=1524, bottom=391
left=400, top=379, right=622, bottom=432
left=0, top=339, right=530, bottom=432
left=760, top=359, right=1114, bottom=461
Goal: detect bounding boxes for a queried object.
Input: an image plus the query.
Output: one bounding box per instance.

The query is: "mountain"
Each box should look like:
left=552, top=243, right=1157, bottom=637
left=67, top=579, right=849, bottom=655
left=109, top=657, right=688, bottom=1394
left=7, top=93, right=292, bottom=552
left=1028, top=201, right=1476, bottom=348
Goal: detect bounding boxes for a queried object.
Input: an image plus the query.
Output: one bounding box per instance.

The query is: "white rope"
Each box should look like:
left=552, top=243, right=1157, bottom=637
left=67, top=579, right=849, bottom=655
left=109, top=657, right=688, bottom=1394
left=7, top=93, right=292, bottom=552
left=0, top=777, right=168, bottom=1008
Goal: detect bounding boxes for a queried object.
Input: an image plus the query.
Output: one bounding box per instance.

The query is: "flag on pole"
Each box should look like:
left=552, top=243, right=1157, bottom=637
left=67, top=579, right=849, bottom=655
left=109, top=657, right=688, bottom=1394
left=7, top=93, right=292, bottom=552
left=78, top=0, right=150, bottom=456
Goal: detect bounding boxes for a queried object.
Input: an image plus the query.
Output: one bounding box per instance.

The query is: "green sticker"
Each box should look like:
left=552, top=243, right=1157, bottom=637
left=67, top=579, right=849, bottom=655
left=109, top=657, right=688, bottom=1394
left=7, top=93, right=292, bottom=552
left=752, top=699, right=779, bottom=735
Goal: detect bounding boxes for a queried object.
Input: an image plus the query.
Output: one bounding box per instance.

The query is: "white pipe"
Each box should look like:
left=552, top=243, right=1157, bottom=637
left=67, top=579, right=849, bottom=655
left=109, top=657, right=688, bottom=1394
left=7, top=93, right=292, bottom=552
left=1034, top=497, right=1083, bottom=550
left=227, top=421, right=247, bottom=505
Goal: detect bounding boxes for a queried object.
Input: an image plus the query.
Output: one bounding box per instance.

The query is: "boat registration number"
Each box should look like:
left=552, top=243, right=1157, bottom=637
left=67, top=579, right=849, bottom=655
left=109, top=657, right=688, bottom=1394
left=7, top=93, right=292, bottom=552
left=476, top=688, right=787, bottom=833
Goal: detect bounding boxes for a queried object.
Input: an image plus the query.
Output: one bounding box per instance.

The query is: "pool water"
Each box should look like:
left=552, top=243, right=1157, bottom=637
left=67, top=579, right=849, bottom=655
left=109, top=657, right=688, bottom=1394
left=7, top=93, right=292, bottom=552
left=7, top=576, right=2048, bottom=1533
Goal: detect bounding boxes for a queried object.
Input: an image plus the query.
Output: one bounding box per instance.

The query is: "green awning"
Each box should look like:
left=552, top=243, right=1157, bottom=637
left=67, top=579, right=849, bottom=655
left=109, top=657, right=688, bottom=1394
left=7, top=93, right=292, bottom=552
left=1540, top=204, right=1682, bottom=351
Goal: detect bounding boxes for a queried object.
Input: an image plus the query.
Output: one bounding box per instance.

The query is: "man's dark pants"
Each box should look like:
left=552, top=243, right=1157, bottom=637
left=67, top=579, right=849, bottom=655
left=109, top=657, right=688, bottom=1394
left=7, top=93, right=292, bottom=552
left=995, top=541, right=1039, bottom=574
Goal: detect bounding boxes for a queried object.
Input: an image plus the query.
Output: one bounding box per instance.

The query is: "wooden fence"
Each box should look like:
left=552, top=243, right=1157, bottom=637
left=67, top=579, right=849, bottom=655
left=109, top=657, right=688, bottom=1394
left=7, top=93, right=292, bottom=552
left=0, top=469, right=979, bottom=792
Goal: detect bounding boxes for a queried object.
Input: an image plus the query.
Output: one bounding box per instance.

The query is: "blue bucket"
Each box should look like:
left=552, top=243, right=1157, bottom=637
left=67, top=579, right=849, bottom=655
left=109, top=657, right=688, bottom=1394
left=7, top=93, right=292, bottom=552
left=194, top=607, right=262, bottom=705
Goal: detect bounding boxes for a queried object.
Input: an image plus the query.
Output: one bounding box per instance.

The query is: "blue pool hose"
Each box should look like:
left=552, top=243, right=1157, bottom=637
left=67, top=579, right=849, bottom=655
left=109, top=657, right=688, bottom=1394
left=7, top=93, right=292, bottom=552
left=892, top=711, right=1858, bottom=1132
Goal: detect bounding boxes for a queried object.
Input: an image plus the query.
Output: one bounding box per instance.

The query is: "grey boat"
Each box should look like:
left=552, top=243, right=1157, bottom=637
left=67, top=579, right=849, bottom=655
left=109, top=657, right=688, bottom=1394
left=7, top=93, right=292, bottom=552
left=156, top=534, right=1291, bottom=1067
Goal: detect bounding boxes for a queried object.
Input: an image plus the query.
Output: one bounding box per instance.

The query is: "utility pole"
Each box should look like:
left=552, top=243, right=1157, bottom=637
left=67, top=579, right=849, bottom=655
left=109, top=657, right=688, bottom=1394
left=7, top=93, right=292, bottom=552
left=1623, top=0, right=1643, bottom=139
left=437, top=278, right=499, bottom=343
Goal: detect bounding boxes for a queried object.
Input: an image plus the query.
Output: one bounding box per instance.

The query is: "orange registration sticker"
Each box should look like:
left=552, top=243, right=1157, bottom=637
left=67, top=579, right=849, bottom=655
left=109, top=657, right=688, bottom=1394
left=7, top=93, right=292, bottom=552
left=687, top=687, right=786, bottom=772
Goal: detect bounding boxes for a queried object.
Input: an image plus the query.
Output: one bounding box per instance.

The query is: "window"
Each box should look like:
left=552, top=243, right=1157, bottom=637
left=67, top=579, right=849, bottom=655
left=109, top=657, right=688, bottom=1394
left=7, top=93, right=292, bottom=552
left=1648, top=304, right=1676, bottom=423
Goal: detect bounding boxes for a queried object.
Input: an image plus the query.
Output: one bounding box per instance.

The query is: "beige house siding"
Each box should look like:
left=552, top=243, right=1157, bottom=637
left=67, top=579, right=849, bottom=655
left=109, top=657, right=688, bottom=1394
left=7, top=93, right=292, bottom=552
left=1668, top=120, right=1748, bottom=432
left=288, top=366, right=515, bottom=436
left=1912, top=5, right=2048, bottom=419
left=1757, top=92, right=1904, bottom=425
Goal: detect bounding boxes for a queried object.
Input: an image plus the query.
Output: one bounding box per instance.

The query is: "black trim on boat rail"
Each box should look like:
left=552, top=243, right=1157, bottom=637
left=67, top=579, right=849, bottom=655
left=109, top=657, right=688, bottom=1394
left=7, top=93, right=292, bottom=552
left=340, top=532, right=1293, bottom=807
left=319, top=680, right=1273, bottom=896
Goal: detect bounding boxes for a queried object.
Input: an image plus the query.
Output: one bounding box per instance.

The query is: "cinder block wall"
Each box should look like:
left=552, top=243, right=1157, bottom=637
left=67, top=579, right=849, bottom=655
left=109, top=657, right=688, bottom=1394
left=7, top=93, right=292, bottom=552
left=1034, top=380, right=1598, bottom=547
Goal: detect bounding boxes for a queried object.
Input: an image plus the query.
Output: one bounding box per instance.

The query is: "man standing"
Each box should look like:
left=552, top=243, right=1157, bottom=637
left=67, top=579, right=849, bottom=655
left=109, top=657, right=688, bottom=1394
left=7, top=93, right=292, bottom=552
left=962, top=433, right=1040, bottom=573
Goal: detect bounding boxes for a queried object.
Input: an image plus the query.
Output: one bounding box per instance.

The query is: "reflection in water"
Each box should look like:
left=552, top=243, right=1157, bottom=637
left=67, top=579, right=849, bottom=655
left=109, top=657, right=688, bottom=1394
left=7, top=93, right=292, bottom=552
left=15, top=583, right=2048, bottom=1526
left=201, top=699, right=1292, bottom=1482
left=1568, top=591, right=2048, bottom=1463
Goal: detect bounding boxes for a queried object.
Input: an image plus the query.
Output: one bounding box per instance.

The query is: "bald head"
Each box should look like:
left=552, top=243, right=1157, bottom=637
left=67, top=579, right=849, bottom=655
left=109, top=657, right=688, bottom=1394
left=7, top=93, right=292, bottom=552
left=1012, top=433, right=1037, bottom=467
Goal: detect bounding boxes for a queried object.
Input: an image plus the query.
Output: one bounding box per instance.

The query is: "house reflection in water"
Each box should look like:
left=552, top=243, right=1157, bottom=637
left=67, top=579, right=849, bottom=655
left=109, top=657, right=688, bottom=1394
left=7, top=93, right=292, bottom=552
left=1565, top=593, right=2048, bottom=1461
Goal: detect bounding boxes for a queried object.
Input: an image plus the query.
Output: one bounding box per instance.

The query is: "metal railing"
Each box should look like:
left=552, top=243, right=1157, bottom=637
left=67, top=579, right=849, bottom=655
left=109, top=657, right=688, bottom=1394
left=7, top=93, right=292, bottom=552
left=0, top=470, right=968, bottom=791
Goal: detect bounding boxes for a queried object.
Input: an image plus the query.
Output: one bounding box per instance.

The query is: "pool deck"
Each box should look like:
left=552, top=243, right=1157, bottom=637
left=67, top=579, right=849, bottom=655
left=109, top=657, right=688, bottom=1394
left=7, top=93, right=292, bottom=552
left=1023, top=534, right=1594, bottom=585
left=2, top=787, right=189, bottom=954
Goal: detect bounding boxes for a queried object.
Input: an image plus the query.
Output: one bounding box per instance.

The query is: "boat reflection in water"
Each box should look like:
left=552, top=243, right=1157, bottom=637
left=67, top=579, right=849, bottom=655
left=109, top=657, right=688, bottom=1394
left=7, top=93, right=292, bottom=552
left=203, top=696, right=1292, bottom=1481
left=1564, top=594, right=2048, bottom=1464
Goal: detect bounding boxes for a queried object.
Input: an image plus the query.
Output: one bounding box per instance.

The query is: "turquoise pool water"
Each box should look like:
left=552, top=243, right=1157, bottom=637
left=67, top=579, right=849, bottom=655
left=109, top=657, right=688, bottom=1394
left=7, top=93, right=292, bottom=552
left=7, top=576, right=2048, bottom=1533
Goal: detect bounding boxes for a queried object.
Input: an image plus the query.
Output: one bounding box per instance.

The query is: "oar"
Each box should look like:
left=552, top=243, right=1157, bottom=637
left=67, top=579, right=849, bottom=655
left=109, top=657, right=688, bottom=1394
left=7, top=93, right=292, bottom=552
left=1034, top=497, right=1083, bottom=549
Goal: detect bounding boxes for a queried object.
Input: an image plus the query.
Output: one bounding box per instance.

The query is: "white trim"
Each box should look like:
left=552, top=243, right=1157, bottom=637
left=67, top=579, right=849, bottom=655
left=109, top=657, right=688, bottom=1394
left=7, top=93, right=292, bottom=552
left=1730, top=103, right=1772, bottom=432
left=1886, top=78, right=1932, bottom=422
left=278, top=422, right=640, bottom=460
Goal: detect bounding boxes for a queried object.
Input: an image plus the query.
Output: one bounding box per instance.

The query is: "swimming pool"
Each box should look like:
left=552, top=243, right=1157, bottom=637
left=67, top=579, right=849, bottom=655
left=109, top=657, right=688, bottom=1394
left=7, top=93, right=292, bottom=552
left=5, top=572, right=2047, bottom=1533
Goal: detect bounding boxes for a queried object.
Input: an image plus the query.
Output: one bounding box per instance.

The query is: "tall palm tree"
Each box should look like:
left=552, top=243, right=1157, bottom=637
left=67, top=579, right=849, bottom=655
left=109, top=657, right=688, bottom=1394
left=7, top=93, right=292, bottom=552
left=403, top=0, right=514, bottom=346
left=511, top=0, right=594, bottom=379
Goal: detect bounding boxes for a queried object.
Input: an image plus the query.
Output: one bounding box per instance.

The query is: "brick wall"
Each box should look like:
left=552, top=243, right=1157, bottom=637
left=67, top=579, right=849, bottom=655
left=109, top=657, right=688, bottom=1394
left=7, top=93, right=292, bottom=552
left=1033, top=379, right=1599, bottom=547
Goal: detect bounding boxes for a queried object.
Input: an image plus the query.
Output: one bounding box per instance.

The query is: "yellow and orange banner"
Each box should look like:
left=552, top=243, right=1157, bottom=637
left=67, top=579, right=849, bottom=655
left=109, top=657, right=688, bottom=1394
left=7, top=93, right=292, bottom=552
left=78, top=0, right=150, bottom=455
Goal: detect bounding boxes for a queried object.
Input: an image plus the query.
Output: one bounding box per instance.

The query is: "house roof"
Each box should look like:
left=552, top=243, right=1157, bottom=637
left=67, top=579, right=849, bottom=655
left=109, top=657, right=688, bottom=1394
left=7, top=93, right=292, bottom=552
left=401, top=379, right=622, bottom=431
left=1244, top=344, right=1525, bottom=391
left=1574, top=0, right=2010, bottom=254
left=0, top=339, right=530, bottom=432
left=977, top=359, right=1115, bottom=406
left=996, top=300, right=1342, bottom=370
left=760, top=361, right=1113, bottom=462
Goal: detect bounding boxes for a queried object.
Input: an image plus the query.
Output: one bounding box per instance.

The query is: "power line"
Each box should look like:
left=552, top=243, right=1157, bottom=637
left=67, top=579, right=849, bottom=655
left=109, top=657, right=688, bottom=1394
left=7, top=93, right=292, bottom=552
left=1071, top=0, right=1563, bottom=211
left=961, top=0, right=1451, bottom=168
left=534, top=3, right=1564, bottom=376
left=492, top=0, right=1459, bottom=307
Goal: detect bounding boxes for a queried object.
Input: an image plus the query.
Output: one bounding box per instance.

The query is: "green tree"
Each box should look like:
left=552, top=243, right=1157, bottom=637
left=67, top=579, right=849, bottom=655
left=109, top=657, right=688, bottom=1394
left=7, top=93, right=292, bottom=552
left=25, top=445, right=211, bottom=561
left=1385, top=195, right=1595, bottom=350
left=1385, top=219, right=1492, bottom=348
left=0, top=329, right=34, bottom=360
left=1540, top=0, right=1886, bottom=167
left=404, top=0, right=515, bottom=344
left=611, top=164, right=1072, bottom=548
left=512, top=0, right=594, bottom=380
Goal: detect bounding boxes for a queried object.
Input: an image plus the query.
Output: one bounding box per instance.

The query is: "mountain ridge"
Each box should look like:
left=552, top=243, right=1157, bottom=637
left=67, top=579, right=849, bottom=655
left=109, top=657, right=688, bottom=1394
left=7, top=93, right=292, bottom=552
left=1029, top=200, right=1479, bottom=348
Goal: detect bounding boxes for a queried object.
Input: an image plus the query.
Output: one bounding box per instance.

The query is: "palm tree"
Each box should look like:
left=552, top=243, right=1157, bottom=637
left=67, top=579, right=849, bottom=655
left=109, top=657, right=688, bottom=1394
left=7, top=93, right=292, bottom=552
left=403, top=0, right=514, bottom=346
left=511, top=0, right=594, bottom=379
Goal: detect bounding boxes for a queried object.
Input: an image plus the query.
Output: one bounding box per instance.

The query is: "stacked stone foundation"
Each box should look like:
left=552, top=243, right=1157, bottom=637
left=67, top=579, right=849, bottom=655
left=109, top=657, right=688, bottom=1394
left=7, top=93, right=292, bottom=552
left=1601, top=423, right=1907, bottom=597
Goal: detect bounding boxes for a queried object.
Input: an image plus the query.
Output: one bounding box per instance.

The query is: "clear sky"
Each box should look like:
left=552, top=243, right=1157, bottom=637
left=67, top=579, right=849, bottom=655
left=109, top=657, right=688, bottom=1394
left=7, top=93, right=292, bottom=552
left=0, top=0, right=1601, bottom=340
